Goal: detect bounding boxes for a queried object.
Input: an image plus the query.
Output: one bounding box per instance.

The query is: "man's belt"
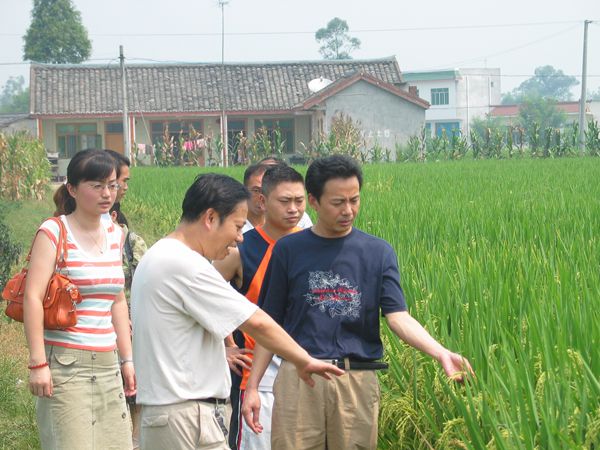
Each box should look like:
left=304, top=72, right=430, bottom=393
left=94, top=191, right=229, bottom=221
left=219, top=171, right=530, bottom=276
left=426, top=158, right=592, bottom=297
left=323, top=358, right=389, bottom=371
left=194, top=397, right=229, bottom=405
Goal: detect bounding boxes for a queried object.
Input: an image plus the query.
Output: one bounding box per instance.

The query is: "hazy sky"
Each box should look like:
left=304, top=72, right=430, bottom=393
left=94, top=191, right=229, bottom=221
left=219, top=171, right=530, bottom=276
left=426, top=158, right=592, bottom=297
left=1, top=0, right=599, bottom=99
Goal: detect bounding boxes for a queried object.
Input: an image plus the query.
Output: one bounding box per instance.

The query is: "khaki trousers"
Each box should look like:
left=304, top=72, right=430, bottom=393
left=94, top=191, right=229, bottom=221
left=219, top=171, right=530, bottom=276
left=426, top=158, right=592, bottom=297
left=271, top=360, right=380, bottom=450
left=140, top=400, right=231, bottom=450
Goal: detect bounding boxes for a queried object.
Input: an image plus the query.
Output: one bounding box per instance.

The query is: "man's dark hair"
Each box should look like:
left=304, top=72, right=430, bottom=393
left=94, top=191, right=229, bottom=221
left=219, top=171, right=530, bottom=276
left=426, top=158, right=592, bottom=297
left=181, top=173, right=250, bottom=223
left=109, top=202, right=129, bottom=227
left=243, top=163, right=268, bottom=186
left=258, top=156, right=286, bottom=166
left=105, top=149, right=130, bottom=178
left=305, top=155, right=363, bottom=201
left=261, top=165, right=304, bottom=197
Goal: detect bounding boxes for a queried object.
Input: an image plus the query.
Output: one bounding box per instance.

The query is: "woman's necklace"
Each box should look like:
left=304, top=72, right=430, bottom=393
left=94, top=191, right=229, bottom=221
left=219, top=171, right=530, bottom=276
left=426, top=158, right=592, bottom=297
left=73, top=216, right=105, bottom=254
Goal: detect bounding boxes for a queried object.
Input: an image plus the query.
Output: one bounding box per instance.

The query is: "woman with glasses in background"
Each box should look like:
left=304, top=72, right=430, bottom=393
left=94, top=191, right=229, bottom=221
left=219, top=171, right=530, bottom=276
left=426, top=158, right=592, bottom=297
left=23, top=149, right=135, bottom=449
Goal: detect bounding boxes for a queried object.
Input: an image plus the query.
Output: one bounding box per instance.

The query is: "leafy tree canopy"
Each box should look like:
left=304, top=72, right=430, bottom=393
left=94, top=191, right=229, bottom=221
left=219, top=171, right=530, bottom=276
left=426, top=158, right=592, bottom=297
left=315, top=17, right=361, bottom=60
left=23, top=0, right=91, bottom=64
left=501, top=65, right=579, bottom=104
left=0, top=76, right=30, bottom=113
left=518, top=95, right=566, bottom=138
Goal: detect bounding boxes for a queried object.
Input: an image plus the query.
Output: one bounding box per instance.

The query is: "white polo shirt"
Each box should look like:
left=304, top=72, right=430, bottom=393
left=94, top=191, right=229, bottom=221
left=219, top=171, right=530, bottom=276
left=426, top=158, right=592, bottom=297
left=131, top=238, right=258, bottom=405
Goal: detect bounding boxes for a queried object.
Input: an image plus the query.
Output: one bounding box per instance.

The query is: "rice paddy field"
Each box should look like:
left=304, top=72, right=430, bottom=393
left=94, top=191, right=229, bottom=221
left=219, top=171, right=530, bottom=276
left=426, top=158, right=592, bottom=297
left=2, top=157, right=599, bottom=449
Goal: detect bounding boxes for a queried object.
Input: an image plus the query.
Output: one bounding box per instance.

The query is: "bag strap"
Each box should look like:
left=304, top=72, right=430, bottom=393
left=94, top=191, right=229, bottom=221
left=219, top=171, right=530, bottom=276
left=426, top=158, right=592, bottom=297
left=46, top=217, right=69, bottom=270
left=22, top=217, right=68, bottom=270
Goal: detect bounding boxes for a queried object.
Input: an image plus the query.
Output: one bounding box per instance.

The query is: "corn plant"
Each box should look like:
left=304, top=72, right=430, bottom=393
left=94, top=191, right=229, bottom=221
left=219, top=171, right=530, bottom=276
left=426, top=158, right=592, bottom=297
left=585, top=120, right=600, bottom=156
left=0, top=131, right=50, bottom=201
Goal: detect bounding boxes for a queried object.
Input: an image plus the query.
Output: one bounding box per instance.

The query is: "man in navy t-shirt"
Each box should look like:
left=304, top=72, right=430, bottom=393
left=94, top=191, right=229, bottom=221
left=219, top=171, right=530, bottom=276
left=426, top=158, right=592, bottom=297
left=242, top=155, right=473, bottom=450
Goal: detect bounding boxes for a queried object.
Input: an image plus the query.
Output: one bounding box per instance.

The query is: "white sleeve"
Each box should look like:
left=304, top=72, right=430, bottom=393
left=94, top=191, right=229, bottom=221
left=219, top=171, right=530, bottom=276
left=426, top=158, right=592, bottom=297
left=180, top=261, right=258, bottom=340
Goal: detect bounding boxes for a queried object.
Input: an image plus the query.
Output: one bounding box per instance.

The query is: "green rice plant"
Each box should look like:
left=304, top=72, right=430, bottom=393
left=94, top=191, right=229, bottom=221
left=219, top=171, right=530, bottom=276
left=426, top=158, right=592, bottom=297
left=358, top=160, right=600, bottom=448
left=22, top=158, right=596, bottom=449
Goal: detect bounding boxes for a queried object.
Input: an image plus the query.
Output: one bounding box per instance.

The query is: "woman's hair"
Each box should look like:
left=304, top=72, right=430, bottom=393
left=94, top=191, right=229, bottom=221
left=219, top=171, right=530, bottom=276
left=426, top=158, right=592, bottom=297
left=53, top=149, right=117, bottom=216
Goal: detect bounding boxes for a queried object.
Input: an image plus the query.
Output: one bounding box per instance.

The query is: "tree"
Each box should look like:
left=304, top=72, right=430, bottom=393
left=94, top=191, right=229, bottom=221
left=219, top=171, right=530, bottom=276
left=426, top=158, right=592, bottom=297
left=0, top=76, right=30, bottom=113
left=23, top=0, right=91, bottom=64
left=315, top=17, right=361, bottom=60
left=518, top=95, right=566, bottom=140
left=501, top=65, right=579, bottom=103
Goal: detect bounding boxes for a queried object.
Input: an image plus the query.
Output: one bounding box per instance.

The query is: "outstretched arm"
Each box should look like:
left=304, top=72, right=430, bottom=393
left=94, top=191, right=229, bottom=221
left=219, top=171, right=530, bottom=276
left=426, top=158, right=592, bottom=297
left=385, top=311, right=474, bottom=381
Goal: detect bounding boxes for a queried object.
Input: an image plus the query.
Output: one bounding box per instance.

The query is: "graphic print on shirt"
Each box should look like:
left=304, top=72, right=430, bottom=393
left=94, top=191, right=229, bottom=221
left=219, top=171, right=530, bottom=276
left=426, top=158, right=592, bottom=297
left=304, top=271, right=361, bottom=319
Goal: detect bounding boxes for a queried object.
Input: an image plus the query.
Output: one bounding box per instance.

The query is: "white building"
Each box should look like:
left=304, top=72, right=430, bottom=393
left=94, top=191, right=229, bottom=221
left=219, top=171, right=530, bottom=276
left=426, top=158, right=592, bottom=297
left=402, top=68, right=501, bottom=138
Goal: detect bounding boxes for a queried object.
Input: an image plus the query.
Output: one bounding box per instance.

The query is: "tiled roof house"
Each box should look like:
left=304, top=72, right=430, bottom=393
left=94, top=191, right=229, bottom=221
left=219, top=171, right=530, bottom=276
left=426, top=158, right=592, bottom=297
left=30, top=57, right=428, bottom=165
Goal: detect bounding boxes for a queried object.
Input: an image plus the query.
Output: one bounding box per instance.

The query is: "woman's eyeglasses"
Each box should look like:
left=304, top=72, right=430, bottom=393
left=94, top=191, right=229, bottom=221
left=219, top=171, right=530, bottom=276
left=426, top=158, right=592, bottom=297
left=87, top=182, right=121, bottom=192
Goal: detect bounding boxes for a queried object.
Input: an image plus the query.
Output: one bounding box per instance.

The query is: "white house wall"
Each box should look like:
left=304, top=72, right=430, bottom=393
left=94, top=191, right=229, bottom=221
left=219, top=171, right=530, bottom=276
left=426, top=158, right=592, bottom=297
left=455, top=68, right=501, bottom=137
left=323, top=80, right=425, bottom=157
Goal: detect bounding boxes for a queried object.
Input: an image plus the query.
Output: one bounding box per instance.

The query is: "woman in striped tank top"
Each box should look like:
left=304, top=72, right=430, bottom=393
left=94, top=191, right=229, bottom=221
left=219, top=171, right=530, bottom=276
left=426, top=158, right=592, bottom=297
left=23, top=149, right=135, bottom=449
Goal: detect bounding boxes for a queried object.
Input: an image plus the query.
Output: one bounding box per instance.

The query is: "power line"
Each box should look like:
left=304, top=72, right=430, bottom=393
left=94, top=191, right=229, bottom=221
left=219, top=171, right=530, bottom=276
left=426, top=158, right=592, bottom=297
left=420, top=24, right=580, bottom=71
left=0, top=19, right=595, bottom=38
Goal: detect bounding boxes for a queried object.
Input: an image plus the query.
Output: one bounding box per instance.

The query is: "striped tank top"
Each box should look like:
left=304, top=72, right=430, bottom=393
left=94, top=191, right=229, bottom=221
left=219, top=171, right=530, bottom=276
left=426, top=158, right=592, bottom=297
left=39, top=215, right=125, bottom=351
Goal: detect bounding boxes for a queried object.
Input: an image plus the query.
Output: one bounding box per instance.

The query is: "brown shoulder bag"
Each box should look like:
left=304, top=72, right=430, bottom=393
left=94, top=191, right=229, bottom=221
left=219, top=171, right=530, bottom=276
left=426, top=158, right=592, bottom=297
left=2, top=217, right=83, bottom=329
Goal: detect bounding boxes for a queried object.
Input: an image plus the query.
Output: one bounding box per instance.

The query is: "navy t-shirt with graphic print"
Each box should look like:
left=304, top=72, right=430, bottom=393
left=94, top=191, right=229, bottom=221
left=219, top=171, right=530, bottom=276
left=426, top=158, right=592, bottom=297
left=259, top=227, right=407, bottom=361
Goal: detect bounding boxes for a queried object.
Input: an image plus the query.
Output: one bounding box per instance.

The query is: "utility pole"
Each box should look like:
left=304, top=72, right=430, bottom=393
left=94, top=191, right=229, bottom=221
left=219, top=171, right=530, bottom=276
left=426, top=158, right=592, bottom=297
left=120, top=45, right=131, bottom=159
left=578, top=20, right=591, bottom=155
left=219, top=0, right=229, bottom=166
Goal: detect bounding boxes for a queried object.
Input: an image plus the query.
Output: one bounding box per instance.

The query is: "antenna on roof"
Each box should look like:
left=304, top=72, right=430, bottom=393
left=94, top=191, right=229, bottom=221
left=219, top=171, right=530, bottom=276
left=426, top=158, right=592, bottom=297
left=308, top=77, right=333, bottom=93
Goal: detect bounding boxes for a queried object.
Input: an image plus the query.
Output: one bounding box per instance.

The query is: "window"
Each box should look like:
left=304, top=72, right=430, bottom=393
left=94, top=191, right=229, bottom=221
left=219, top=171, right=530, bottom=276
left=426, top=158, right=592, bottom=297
left=151, top=120, right=203, bottom=146
left=435, top=122, right=461, bottom=137
left=431, top=88, right=449, bottom=106
left=254, top=119, right=294, bottom=153
left=105, top=122, right=123, bottom=133
left=57, top=124, right=101, bottom=158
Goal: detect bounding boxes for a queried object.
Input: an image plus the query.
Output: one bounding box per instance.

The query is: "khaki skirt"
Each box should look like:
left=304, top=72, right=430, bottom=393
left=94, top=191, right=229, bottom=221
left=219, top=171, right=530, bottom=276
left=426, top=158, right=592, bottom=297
left=37, top=345, right=132, bottom=450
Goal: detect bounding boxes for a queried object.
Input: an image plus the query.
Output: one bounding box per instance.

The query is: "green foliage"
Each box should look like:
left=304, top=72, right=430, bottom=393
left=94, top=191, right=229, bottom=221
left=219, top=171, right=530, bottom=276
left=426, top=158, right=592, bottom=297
left=0, top=76, right=30, bottom=114
left=501, top=65, right=579, bottom=103
left=23, top=0, right=91, bottom=64
left=315, top=17, right=361, bottom=60
left=3, top=159, right=600, bottom=447
left=586, top=120, right=600, bottom=156
left=366, top=159, right=600, bottom=448
left=300, top=113, right=365, bottom=162
left=0, top=349, right=39, bottom=449
left=518, top=95, right=566, bottom=143
left=0, top=132, right=50, bottom=201
left=118, top=160, right=600, bottom=448
left=0, top=212, right=21, bottom=291
left=246, top=126, right=285, bottom=163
